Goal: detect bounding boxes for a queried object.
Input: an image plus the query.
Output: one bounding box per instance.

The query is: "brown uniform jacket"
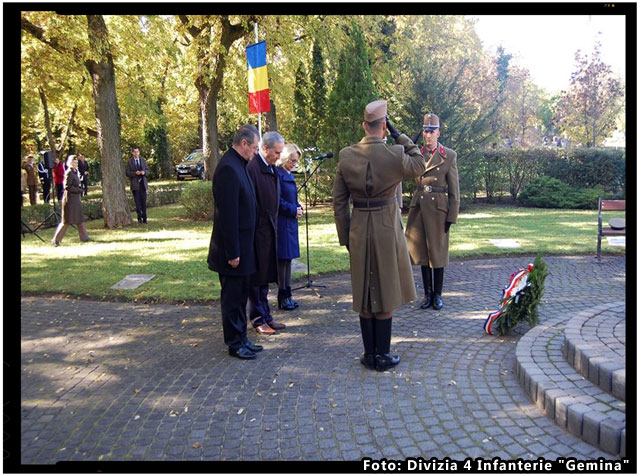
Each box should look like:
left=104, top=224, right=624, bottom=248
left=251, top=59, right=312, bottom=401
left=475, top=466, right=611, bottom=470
left=333, top=133, right=425, bottom=313
left=405, top=143, right=460, bottom=268
left=61, top=169, right=85, bottom=224
left=22, top=162, right=38, bottom=186
left=246, top=153, right=280, bottom=286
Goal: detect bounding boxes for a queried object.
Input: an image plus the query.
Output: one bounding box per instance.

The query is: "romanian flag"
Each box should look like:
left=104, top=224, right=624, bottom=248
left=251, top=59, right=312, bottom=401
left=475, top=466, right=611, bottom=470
left=246, top=41, right=271, bottom=114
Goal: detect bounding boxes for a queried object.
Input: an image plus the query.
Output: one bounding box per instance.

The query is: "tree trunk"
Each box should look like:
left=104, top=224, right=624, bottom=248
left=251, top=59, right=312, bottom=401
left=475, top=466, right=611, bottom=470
left=201, top=86, right=219, bottom=181
left=38, top=87, right=59, bottom=161
left=266, top=99, right=277, bottom=132
left=85, top=14, right=131, bottom=228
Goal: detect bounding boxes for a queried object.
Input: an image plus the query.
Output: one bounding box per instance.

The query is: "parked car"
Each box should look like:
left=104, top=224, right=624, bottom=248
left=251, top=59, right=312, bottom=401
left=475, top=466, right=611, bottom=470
left=175, top=149, right=205, bottom=181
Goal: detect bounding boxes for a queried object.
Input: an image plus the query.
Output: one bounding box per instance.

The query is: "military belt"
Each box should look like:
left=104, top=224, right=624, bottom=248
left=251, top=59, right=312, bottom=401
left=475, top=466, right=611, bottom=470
left=352, top=197, right=398, bottom=209
left=422, top=185, right=447, bottom=193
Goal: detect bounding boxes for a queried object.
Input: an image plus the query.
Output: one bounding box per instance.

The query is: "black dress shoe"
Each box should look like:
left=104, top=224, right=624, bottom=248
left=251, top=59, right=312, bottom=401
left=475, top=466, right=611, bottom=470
left=420, top=293, right=433, bottom=309
left=375, top=353, right=400, bottom=372
left=432, top=294, right=443, bottom=310
left=360, top=353, right=376, bottom=370
left=291, top=298, right=299, bottom=309
left=242, top=339, right=263, bottom=353
left=228, top=346, right=256, bottom=360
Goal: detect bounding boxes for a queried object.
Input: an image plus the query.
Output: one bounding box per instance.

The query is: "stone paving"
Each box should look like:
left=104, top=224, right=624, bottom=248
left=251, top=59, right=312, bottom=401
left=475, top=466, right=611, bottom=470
left=19, top=255, right=626, bottom=463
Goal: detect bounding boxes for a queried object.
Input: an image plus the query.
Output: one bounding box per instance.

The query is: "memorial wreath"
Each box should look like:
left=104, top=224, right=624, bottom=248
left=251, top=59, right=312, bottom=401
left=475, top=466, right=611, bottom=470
left=484, top=253, right=548, bottom=336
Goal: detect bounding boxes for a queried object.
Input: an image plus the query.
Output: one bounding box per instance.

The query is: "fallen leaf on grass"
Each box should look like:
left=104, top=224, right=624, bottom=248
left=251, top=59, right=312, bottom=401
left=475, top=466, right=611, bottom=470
left=134, top=389, right=141, bottom=394
left=192, top=442, right=201, bottom=449
left=448, top=380, right=457, bottom=386
left=237, top=408, right=244, bottom=415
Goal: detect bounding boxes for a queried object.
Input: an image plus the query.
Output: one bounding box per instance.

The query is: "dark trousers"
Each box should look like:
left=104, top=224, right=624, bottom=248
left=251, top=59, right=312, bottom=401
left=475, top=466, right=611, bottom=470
left=55, top=183, right=64, bottom=202
left=80, top=176, right=88, bottom=196
left=28, top=185, right=37, bottom=206
left=219, top=274, right=251, bottom=350
left=41, top=179, right=51, bottom=203
left=132, top=188, right=147, bottom=222
left=248, top=284, right=273, bottom=327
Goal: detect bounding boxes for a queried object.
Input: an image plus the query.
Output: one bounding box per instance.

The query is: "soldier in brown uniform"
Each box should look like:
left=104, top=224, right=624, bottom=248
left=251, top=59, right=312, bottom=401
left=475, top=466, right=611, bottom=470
left=333, top=100, right=425, bottom=371
left=405, top=114, right=460, bottom=311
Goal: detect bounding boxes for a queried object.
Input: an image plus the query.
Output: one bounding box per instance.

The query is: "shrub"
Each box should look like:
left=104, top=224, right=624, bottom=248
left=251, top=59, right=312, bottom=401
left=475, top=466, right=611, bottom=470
left=180, top=180, right=214, bottom=221
left=21, top=184, right=185, bottom=228
left=518, top=176, right=603, bottom=209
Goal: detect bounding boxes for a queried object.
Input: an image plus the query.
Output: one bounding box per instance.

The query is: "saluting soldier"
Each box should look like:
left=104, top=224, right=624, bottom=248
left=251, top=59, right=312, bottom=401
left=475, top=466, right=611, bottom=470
left=333, top=99, right=425, bottom=371
left=405, top=113, right=460, bottom=311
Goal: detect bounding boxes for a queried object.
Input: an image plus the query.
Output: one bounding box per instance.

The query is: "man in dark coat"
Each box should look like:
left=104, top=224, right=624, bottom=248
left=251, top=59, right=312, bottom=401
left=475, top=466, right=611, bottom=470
left=37, top=157, right=51, bottom=203
left=245, top=131, right=287, bottom=335
left=207, top=125, right=263, bottom=360
left=77, top=153, right=90, bottom=196
left=125, top=147, right=150, bottom=224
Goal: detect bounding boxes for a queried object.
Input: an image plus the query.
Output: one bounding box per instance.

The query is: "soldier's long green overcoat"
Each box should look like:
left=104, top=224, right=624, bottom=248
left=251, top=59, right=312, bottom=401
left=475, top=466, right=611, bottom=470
left=405, top=143, right=460, bottom=268
left=333, top=134, right=425, bottom=313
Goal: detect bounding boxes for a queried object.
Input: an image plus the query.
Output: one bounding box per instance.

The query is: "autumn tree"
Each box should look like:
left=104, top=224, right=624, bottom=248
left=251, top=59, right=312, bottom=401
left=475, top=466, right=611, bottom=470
left=177, top=15, right=256, bottom=180
left=22, top=12, right=132, bottom=227
left=556, top=42, right=624, bottom=147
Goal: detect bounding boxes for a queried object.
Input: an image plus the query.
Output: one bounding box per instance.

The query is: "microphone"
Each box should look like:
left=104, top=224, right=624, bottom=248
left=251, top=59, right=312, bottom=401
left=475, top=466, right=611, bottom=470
left=311, top=152, right=334, bottom=161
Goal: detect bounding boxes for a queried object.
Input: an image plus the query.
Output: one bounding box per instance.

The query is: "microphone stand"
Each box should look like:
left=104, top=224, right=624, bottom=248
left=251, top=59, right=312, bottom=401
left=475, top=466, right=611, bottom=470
left=292, top=157, right=328, bottom=296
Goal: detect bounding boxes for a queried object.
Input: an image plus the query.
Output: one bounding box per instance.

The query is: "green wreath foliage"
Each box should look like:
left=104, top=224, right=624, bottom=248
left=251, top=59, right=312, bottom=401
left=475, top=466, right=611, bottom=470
left=494, top=254, right=549, bottom=336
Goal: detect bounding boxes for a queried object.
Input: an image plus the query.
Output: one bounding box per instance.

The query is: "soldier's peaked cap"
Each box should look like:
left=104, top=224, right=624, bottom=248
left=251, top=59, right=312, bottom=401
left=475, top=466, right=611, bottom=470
left=423, top=113, right=440, bottom=131
left=364, top=100, right=387, bottom=122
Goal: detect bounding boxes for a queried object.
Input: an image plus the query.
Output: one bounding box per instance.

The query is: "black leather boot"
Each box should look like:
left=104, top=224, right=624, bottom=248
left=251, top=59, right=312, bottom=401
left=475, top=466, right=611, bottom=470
left=374, top=317, right=400, bottom=371
left=432, top=267, right=444, bottom=310
left=420, top=265, right=433, bottom=309
left=359, top=317, right=376, bottom=370
left=278, top=289, right=295, bottom=310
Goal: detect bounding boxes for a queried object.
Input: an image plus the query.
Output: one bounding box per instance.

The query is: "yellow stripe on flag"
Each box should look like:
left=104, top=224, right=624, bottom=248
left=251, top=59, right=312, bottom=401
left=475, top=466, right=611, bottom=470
left=248, top=65, right=269, bottom=93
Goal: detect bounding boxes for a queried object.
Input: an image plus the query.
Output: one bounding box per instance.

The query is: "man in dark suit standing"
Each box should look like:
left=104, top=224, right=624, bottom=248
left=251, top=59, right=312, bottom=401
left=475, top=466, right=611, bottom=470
left=245, top=131, right=287, bottom=335
left=208, top=125, right=264, bottom=360
left=77, top=153, right=90, bottom=196
left=125, top=147, right=150, bottom=224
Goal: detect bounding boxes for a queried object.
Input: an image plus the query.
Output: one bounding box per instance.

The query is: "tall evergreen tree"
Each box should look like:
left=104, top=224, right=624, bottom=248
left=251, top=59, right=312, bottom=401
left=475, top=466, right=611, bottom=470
left=309, top=41, right=327, bottom=150
left=292, top=62, right=310, bottom=148
left=326, top=22, right=378, bottom=156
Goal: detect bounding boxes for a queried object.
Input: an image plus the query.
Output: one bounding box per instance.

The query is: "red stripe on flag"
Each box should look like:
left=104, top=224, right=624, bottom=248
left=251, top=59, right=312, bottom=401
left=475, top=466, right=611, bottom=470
left=249, top=89, right=271, bottom=114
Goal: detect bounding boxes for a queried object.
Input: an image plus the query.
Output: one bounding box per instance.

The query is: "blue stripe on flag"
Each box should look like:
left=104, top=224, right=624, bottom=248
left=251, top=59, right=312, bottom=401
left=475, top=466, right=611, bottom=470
left=246, top=41, right=267, bottom=70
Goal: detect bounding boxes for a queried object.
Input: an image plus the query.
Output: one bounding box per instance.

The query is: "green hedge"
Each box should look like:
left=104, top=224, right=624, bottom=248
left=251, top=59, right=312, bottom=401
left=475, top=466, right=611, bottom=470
left=21, top=184, right=185, bottom=228
left=180, top=180, right=214, bottom=221
left=459, top=147, right=625, bottom=202
left=518, top=176, right=604, bottom=209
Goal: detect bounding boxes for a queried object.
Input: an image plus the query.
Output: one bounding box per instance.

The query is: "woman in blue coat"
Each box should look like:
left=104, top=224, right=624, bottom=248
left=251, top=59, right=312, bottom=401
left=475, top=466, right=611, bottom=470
left=276, top=144, right=304, bottom=310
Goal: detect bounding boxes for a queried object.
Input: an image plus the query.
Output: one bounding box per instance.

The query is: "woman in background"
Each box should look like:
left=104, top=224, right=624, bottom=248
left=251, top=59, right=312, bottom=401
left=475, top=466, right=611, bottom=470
left=51, top=155, right=91, bottom=246
left=275, top=143, right=304, bottom=310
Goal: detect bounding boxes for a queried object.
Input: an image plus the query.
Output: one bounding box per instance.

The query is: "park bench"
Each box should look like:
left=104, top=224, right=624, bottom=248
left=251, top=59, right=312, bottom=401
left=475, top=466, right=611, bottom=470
left=597, top=198, right=625, bottom=260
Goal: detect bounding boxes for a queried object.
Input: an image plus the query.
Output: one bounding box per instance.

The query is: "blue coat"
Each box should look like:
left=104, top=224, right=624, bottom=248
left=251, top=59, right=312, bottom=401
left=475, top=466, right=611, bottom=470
left=276, top=167, right=301, bottom=260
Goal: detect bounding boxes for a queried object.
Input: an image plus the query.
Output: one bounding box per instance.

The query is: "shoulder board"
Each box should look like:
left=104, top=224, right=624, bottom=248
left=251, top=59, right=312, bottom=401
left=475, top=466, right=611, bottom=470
left=439, top=145, right=446, bottom=156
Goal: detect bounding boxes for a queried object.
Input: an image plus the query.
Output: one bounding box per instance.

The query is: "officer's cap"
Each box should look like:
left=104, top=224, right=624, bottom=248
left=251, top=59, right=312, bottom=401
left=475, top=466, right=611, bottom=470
left=364, top=100, right=387, bottom=122
left=423, top=113, right=440, bottom=131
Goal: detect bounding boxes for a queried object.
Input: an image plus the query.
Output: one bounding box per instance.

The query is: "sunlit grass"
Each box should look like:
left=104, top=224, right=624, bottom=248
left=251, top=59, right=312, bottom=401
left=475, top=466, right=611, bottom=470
left=21, top=202, right=624, bottom=303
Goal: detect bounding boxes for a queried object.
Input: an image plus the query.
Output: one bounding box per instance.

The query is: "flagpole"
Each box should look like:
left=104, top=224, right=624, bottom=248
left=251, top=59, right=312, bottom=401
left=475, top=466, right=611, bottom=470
left=254, top=22, right=261, bottom=138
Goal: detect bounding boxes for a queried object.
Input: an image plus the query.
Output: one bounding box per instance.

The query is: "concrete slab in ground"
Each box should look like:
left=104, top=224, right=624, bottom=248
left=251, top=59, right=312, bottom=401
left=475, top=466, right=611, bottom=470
left=489, top=239, right=521, bottom=249
left=111, top=274, right=155, bottom=290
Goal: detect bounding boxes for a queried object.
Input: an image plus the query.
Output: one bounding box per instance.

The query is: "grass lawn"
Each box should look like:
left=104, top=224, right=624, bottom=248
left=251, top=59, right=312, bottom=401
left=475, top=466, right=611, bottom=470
left=20, top=202, right=624, bottom=303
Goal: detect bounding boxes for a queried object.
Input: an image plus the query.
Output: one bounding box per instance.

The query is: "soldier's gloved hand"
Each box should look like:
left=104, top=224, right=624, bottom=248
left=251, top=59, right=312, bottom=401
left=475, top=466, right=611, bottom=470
left=386, top=118, right=400, bottom=140
left=445, top=222, right=452, bottom=233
